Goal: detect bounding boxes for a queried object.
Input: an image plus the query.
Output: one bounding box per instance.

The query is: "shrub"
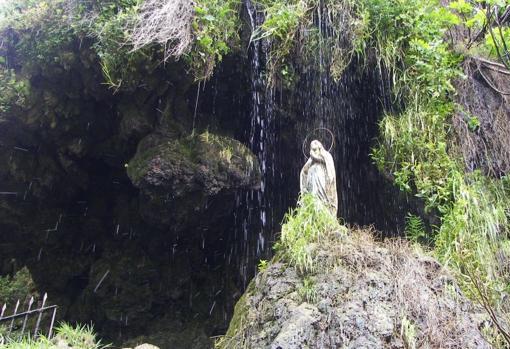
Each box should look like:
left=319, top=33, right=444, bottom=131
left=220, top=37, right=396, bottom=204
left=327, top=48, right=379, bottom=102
left=0, top=267, right=37, bottom=307
left=278, top=193, right=342, bottom=273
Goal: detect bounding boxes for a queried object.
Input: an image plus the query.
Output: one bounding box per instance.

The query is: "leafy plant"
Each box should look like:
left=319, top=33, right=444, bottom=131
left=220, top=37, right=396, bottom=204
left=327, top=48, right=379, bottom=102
left=448, top=0, right=510, bottom=69
left=404, top=213, right=428, bottom=244
left=0, top=267, right=37, bottom=307
left=350, top=0, right=510, bottom=344
left=1, top=323, right=109, bottom=349
left=434, top=173, right=510, bottom=340
left=250, top=0, right=309, bottom=85
left=467, top=116, right=480, bottom=132
left=186, top=0, right=241, bottom=80
left=279, top=193, right=341, bottom=274
left=0, top=0, right=76, bottom=110
left=257, top=259, right=268, bottom=272
left=87, top=0, right=150, bottom=90
left=55, top=323, right=108, bottom=349
left=0, top=0, right=76, bottom=68
left=0, top=69, right=30, bottom=112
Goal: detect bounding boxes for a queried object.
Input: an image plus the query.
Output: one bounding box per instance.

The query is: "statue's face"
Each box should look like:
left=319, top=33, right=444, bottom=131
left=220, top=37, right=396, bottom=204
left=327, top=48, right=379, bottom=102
left=310, top=140, right=322, bottom=159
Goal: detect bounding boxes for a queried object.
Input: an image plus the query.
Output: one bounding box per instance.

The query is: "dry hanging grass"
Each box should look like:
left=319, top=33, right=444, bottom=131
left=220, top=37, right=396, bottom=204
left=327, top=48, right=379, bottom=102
left=130, top=0, right=195, bottom=60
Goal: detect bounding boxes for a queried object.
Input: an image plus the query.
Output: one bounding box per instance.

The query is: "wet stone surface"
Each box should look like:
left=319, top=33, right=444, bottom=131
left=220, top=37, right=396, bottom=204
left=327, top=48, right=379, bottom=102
left=220, top=228, right=490, bottom=349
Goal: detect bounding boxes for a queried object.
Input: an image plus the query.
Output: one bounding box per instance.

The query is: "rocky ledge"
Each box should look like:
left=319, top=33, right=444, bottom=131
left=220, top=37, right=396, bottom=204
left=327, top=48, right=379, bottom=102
left=218, top=227, right=489, bottom=349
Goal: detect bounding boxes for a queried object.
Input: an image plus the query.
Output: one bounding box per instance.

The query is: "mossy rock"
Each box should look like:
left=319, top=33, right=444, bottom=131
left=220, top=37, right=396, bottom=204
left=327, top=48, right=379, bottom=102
left=126, top=131, right=260, bottom=229
left=217, top=227, right=490, bottom=349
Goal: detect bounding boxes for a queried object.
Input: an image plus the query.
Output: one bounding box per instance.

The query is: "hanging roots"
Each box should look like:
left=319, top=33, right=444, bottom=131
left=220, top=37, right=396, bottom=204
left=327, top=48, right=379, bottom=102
left=129, top=0, right=195, bottom=60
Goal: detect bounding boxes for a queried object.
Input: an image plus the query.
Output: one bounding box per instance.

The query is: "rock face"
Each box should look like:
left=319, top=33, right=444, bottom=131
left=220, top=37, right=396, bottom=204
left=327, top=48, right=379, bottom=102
left=219, top=228, right=489, bottom=349
left=127, top=132, right=260, bottom=230
left=453, top=58, right=510, bottom=177
left=0, top=34, right=258, bottom=347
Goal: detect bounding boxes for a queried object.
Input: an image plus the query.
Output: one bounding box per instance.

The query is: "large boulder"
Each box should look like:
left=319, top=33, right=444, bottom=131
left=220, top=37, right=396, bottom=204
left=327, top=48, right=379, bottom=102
left=218, top=228, right=489, bottom=349
left=127, top=132, right=261, bottom=230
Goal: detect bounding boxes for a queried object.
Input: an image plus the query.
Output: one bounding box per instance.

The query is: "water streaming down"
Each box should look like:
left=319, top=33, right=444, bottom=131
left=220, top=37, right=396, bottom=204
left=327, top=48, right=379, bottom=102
left=277, top=3, right=413, bottom=233
left=232, top=0, right=280, bottom=288
left=219, top=0, right=415, bottom=292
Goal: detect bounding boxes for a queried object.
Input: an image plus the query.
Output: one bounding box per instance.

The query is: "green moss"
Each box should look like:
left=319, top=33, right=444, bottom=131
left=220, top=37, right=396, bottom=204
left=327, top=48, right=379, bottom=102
left=127, top=132, right=259, bottom=186
left=223, top=293, right=249, bottom=341
left=215, top=281, right=255, bottom=349
left=126, top=145, right=161, bottom=185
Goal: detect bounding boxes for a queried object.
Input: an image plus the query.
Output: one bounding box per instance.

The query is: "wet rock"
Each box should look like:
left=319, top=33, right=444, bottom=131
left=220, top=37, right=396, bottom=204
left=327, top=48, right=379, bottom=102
left=134, top=344, right=160, bottom=349
left=219, top=228, right=490, bottom=349
left=0, top=28, right=250, bottom=349
left=127, top=132, right=260, bottom=230
left=122, top=319, right=211, bottom=349
left=118, top=100, right=156, bottom=143
left=271, top=303, right=321, bottom=349
left=0, top=51, right=244, bottom=349
left=453, top=58, right=510, bottom=177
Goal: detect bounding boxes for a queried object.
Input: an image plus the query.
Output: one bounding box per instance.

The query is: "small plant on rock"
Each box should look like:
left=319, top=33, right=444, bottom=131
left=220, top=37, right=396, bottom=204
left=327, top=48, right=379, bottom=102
left=401, top=316, right=417, bottom=349
left=257, top=259, right=269, bottom=272
left=1, top=323, right=109, bottom=349
left=297, top=276, right=318, bottom=303
left=404, top=213, right=428, bottom=244
left=279, top=193, right=342, bottom=274
left=54, top=323, right=106, bottom=349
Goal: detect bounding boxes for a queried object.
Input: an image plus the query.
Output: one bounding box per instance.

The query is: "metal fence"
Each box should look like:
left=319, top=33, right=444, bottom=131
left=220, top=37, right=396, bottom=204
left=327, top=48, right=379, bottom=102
left=0, top=293, right=57, bottom=344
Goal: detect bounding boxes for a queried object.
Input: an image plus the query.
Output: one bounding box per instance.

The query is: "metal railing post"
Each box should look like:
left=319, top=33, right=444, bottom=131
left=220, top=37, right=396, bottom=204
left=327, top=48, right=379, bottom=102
left=20, top=296, right=34, bottom=336
left=48, top=306, right=57, bottom=339
left=7, top=300, right=20, bottom=336
left=33, top=293, right=47, bottom=338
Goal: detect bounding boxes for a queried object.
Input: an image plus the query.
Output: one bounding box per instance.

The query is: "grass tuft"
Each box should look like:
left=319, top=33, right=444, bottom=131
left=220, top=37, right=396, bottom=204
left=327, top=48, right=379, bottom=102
left=278, top=193, right=344, bottom=274
left=297, top=276, right=318, bottom=303
left=1, top=323, right=109, bottom=349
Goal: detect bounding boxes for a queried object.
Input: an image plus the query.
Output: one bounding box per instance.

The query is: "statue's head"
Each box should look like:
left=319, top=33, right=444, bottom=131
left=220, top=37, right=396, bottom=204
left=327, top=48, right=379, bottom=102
left=310, top=140, right=324, bottom=160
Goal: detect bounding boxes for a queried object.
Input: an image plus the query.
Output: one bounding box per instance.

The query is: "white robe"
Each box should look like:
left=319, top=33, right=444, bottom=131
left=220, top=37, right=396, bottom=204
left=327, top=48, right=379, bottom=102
left=300, top=141, right=338, bottom=215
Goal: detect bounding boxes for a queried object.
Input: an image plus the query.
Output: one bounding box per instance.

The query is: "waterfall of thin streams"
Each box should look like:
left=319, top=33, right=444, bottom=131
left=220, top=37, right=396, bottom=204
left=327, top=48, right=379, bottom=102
left=287, top=3, right=411, bottom=232
left=230, top=0, right=279, bottom=288
left=228, top=0, right=413, bottom=292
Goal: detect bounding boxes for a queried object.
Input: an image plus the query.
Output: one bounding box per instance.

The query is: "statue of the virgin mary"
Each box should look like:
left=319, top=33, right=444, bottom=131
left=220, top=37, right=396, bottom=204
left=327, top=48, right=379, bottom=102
left=300, top=140, right=338, bottom=215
